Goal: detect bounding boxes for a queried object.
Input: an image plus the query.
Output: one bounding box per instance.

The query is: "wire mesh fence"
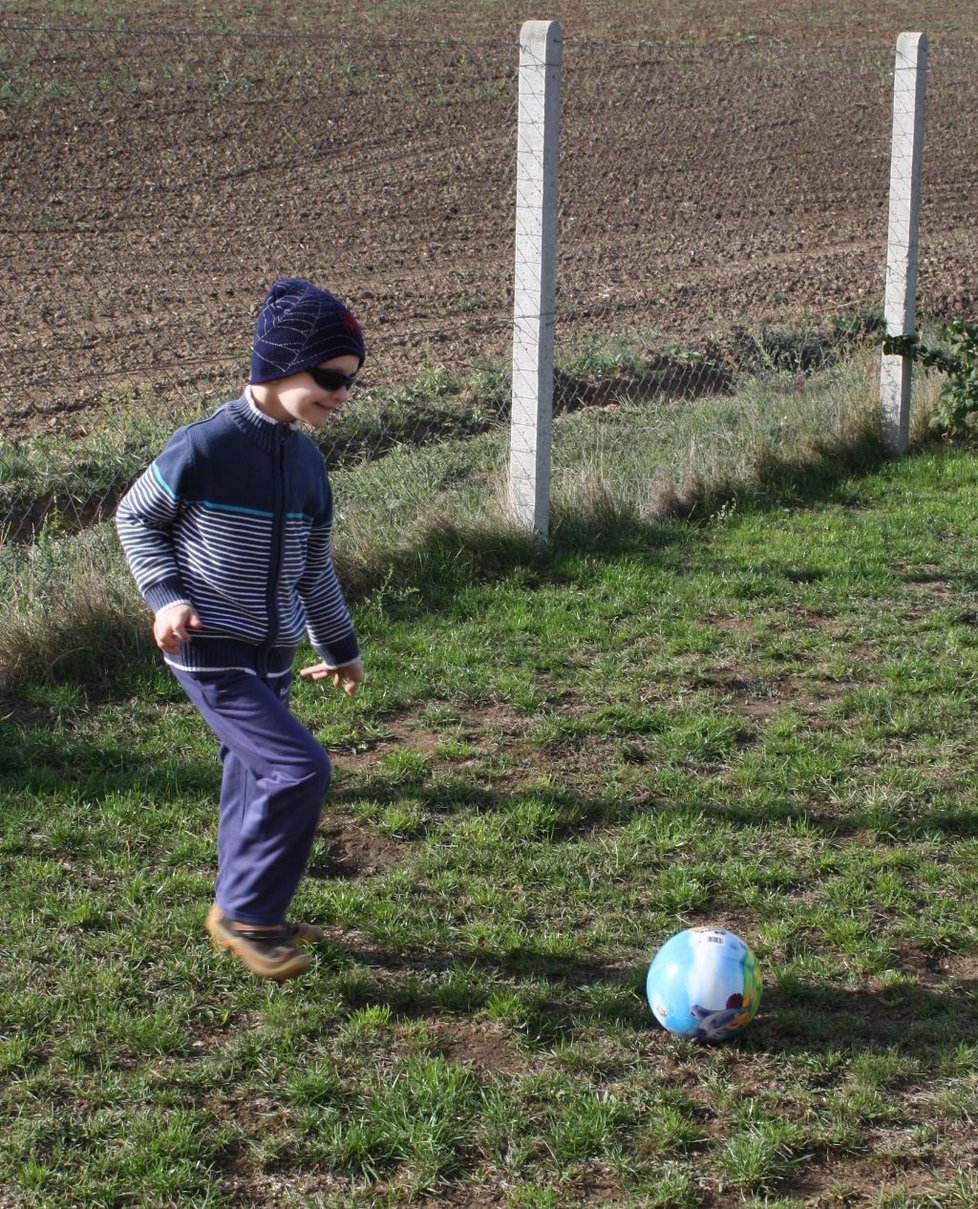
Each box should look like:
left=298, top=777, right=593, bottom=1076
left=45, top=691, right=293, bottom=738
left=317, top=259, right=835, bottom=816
left=558, top=42, right=895, bottom=364
left=1, top=25, right=519, bottom=417
left=546, top=36, right=978, bottom=522
left=2, top=22, right=977, bottom=546
left=1, top=24, right=521, bottom=544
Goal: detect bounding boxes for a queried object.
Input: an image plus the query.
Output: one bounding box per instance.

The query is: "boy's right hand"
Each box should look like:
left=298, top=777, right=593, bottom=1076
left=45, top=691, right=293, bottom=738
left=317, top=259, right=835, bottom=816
left=299, top=655, right=364, bottom=696
left=153, top=603, right=202, bottom=653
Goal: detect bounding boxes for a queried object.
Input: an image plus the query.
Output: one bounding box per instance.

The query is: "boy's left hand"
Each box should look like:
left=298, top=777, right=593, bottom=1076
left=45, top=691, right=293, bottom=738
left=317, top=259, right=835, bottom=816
left=299, top=656, right=364, bottom=696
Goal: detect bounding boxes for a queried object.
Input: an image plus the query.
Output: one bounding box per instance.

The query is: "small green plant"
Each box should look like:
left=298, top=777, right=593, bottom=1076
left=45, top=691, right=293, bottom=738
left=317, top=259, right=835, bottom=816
left=884, top=319, right=978, bottom=438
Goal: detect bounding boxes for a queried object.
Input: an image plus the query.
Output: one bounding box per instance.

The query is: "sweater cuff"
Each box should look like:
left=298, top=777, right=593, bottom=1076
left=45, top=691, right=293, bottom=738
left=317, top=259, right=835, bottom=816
left=145, top=579, right=193, bottom=616
left=313, top=632, right=360, bottom=669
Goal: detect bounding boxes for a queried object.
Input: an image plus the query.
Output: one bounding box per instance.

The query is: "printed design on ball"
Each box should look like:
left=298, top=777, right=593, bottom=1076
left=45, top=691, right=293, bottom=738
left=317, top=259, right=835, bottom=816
left=646, top=927, right=762, bottom=1041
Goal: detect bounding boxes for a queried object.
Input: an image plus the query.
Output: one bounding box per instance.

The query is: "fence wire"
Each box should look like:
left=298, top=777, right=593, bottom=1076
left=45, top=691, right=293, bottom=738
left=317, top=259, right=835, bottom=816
left=1, top=26, right=518, bottom=417
left=1, top=24, right=520, bottom=543
left=558, top=44, right=893, bottom=354
left=544, top=38, right=976, bottom=515
left=1, top=24, right=977, bottom=546
left=557, top=40, right=973, bottom=384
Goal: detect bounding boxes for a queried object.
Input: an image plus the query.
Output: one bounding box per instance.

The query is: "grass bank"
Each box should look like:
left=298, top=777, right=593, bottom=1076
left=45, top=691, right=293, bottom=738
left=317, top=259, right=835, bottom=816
left=0, top=336, right=920, bottom=687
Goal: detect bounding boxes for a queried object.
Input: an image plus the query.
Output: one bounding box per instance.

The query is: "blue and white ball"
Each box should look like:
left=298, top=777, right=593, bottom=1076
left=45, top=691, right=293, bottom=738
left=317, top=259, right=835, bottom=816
left=646, top=927, right=762, bottom=1041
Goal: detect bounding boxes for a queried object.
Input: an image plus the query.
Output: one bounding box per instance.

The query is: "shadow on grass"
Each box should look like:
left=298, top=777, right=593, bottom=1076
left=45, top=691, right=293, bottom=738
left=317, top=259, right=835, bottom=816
left=0, top=720, right=220, bottom=845
left=21, top=690, right=975, bottom=850
left=314, top=928, right=978, bottom=1058
left=328, top=762, right=978, bottom=847
left=336, top=425, right=904, bottom=615
left=761, top=976, right=978, bottom=1054
left=7, top=702, right=978, bottom=1063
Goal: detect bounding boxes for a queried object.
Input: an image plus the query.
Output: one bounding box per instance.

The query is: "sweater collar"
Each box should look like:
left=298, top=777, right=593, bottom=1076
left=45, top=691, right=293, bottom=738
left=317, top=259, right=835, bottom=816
left=225, top=391, right=293, bottom=451
left=244, top=385, right=280, bottom=425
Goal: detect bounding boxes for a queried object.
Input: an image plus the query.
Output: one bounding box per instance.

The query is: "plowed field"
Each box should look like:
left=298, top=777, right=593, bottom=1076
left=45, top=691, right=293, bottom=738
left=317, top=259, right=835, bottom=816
left=2, top=1, right=976, bottom=439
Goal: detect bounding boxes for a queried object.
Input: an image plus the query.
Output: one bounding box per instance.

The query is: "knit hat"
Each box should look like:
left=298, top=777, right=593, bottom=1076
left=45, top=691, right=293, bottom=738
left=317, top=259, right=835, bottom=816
left=250, top=278, right=366, bottom=384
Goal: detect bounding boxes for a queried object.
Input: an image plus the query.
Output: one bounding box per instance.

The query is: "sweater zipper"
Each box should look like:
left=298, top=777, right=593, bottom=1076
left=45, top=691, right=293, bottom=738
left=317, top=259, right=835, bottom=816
left=259, top=425, right=288, bottom=676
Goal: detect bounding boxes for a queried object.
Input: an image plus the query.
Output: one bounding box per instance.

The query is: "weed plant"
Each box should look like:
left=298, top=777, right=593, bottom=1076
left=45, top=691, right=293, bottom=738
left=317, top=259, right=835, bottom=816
left=885, top=317, right=978, bottom=438
left=3, top=343, right=977, bottom=1207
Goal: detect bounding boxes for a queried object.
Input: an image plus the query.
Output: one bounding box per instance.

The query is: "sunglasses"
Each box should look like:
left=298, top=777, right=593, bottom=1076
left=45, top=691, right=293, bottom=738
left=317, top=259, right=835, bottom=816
left=307, top=365, right=359, bottom=391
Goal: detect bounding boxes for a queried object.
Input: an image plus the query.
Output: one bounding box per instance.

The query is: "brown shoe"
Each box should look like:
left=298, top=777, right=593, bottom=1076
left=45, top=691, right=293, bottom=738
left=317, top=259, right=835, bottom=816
left=207, top=903, right=326, bottom=946
left=283, top=919, right=327, bottom=944
left=205, top=906, right=310, bottom=981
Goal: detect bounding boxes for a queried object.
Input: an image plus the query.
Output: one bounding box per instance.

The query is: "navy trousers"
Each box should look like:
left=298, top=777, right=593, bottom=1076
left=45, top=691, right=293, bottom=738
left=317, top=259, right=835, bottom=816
left=171, top=667, right=331, bottom=926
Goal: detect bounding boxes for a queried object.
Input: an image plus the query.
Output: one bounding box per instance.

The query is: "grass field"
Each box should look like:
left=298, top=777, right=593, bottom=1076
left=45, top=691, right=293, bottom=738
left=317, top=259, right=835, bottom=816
left=4, top=388, right=978, bottom=1204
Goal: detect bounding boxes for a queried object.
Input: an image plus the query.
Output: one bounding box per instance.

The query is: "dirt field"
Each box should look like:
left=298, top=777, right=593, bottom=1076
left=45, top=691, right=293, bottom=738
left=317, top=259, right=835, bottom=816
left=9, top=0, right=978, bottom=44
left=2, top=2, right=977, bottom=441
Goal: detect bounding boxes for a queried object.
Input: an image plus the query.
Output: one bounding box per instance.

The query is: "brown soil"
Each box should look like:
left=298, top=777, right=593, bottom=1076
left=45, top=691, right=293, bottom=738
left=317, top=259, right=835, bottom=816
left=2, top=3, right=977, bottom=442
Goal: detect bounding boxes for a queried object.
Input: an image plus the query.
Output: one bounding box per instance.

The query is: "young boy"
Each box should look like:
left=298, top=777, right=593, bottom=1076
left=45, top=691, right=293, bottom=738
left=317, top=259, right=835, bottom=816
left=116, top=278, right=366, bottom=981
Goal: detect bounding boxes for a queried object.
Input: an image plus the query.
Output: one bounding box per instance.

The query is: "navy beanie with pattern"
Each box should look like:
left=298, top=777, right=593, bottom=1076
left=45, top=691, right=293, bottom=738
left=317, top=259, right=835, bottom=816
left=250, top=278, right=366, bottom=384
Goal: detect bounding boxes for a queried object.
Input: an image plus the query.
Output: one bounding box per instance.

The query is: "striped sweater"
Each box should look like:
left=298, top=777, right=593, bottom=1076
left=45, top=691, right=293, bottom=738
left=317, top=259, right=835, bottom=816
left=115, top=393, right=359, bottom=677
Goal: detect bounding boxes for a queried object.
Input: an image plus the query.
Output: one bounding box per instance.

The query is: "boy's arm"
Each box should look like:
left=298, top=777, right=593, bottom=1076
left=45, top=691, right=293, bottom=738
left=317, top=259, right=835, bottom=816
left=296, top=512, right=360, bottom=671
left=115, top=439, right=194, bottom=616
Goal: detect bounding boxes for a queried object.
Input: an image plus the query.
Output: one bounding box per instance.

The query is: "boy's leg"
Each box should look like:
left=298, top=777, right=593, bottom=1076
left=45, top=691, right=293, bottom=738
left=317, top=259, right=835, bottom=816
left=171, top=667, right=331, bottom=927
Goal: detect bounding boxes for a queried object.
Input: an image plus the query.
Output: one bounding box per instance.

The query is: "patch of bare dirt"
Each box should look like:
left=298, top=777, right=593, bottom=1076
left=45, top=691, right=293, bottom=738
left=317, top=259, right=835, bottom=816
left=312, top=812, right=404, bottom=879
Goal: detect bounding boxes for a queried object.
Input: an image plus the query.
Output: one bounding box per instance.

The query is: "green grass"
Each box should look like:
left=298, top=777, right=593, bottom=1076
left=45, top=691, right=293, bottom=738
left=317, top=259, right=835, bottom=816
left=3, top=391, right=978, bottom=1204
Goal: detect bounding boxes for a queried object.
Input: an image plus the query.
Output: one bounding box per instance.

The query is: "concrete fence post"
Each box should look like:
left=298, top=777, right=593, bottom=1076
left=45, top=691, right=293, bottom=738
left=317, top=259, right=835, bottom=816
left=880, top=31, right=928, bottom=454
left=510, top=19, right=562, bottom=537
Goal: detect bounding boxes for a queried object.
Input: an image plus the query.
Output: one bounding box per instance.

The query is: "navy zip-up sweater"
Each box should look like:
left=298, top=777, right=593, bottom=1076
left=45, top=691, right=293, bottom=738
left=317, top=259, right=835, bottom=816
left=115, top=394, right=360, bottom=677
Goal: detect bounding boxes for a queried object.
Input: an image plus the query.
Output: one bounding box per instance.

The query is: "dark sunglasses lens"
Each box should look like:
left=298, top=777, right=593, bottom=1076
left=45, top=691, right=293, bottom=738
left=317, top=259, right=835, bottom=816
left=309, top=367, right=356, bottom=390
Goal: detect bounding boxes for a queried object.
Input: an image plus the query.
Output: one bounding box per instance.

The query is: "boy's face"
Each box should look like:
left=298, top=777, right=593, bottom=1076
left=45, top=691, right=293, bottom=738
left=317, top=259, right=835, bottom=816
left=255, top=354, right=361, bottom=428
